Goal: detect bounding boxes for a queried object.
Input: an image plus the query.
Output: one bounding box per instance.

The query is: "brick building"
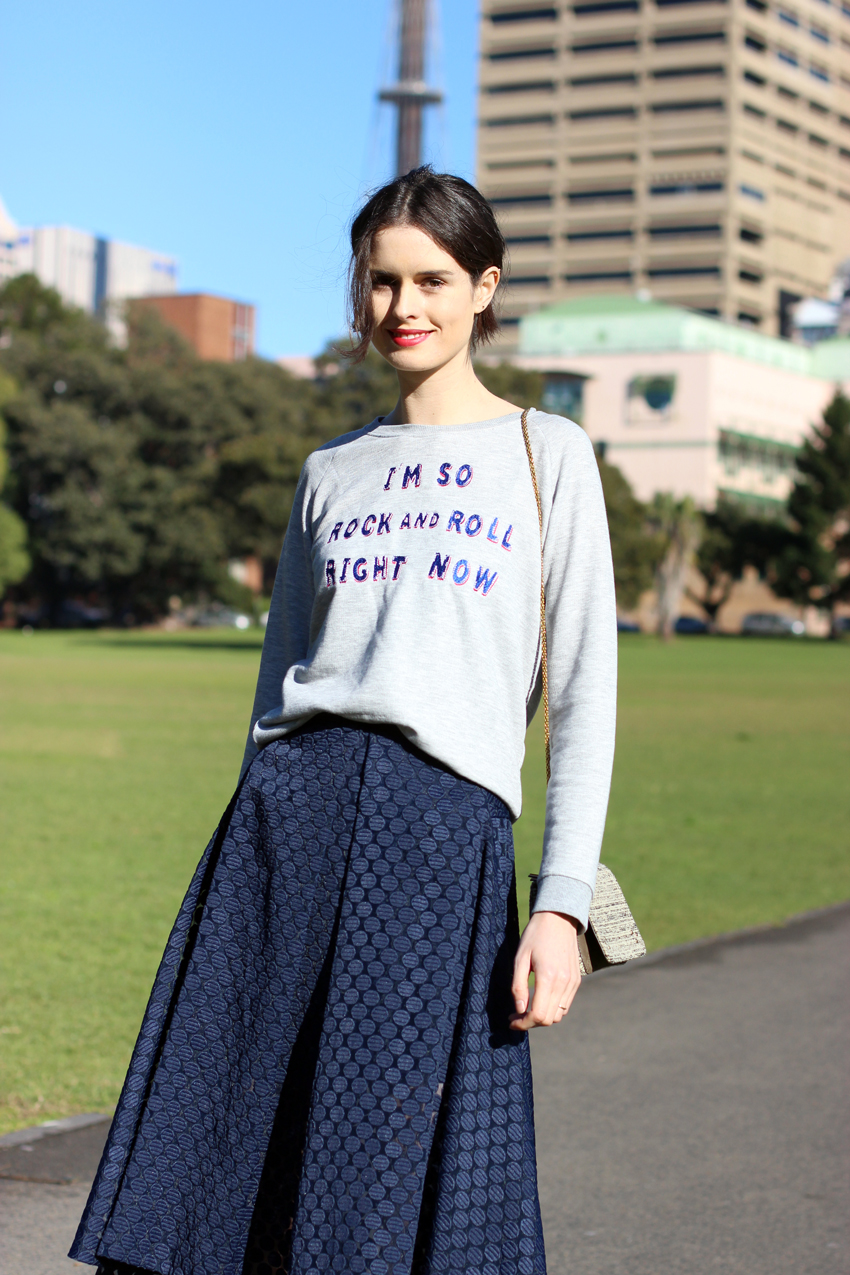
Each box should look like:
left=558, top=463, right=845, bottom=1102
left=130, top=293, right=255, bottom=362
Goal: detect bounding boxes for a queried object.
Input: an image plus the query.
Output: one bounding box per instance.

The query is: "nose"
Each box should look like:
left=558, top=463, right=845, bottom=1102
left=390, top=278, right=422, bottom=321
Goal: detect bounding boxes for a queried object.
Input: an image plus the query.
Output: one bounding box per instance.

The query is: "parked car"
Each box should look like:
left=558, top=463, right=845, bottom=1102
left=192, top=605, right=252, bottom=630
left=15, top=599, right=108, bottom=629
left=741, top=612, right=805, bottom=637
left=674, top=616, right=709, bottom=635
left=617, top=619, right=641, bottom=633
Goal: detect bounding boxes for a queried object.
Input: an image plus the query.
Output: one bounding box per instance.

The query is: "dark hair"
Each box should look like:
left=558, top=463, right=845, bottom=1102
left=346, top=166, right=507, bottom=363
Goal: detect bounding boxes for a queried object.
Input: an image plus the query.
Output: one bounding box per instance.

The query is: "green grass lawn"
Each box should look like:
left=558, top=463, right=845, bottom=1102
left=0, top=630, right=848, bottom=1134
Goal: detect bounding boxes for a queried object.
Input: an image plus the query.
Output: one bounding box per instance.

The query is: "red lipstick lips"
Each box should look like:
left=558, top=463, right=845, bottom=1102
left=387, top=329, right=433, bottom=347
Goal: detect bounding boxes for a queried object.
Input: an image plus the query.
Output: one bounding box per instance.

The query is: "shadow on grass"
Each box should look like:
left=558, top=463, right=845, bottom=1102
left=75, top=634, right=264, bottom=653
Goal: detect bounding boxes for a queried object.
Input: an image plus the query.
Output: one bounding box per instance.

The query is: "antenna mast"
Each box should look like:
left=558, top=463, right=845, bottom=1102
left=379, top=0, right=443, bottom=176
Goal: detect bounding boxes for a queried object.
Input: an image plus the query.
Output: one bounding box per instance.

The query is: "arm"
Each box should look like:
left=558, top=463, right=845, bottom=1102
left=511, top=425, right=618, bottom=1029
left=239, top=465, right=317, bottom=778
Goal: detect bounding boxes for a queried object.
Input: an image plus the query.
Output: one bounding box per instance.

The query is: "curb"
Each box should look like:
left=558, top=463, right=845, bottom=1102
left=0, top=1112, right=111, bottom=1150
left=585, top=897, right=850, bottom=981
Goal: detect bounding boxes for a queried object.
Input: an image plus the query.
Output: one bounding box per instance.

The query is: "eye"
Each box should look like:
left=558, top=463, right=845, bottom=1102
left=422, top=277, right=445, bottom=289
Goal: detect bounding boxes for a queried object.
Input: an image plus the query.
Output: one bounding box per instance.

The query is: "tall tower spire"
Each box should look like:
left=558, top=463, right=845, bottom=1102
left=379, top=0, right=443, bottom=177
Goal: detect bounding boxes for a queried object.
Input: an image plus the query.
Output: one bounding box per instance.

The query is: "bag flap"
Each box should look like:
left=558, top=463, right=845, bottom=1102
left=588, top=865, right=647, bottom=964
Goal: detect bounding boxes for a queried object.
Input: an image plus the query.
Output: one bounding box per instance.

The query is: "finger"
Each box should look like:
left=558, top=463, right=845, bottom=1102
left=511, top=945, right=532, bottom=1017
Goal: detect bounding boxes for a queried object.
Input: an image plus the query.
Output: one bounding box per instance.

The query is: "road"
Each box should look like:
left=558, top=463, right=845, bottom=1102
left=2, top=903, right=847, bottom=1275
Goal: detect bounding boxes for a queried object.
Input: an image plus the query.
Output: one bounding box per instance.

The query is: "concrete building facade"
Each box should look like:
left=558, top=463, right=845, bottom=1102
left=0, top=195, right=177, bottom=334
left=129, top=293, right=256, bottom=362
left=476, top=0, right=850, bottom=340
left=510, top=293, right=850, bottom=506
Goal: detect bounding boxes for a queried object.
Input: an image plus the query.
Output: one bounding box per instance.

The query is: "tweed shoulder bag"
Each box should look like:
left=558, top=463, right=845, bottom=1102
left=521, top=408, right=646, bottom=976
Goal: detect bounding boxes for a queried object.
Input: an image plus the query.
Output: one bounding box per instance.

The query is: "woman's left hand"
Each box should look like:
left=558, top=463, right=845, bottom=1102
left=509, top=911, right=582, bottom=1030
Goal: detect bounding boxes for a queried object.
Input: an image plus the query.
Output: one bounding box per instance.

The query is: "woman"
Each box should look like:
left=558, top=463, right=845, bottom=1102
left=71, top=167, right=617, bottom=1275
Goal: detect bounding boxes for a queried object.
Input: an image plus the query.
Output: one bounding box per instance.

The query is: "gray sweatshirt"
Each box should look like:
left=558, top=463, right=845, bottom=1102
left=242, top=408, right=617, bottom=928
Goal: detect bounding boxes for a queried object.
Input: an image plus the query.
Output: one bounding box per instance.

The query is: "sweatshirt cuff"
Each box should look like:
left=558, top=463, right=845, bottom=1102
left=531, top=874, right=594, bottom=932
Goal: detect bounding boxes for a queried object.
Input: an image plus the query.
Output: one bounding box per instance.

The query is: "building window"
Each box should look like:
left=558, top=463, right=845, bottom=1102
left=739, top=266, right=764, bottom=282
left=746, top=32, right=768, bottom=49
left=654, top=29, right=725, bottom=43
left=486, top=79, right=557, bottom=92
left=651, top=98, right=725, bottom=111
left=570, top=106, right=639, bottom=118
left=491, top=8, right=559, bottom=23
left=564, top=269, right=634, bottom=280
left=739, top=182, right=766, bottom=199
left=510, top=275, right=553, bottom=285
left=626, top=375, right=677, bottom=424
left=567, top=186, right=635, bottom=201
left=776, top=116, right=799, bottom=131
left=488, top=192, right=554, bottom=204
left=570, top=72, right=638, bottom=84
left=777, top=7, right=800, bottom=24
left=744, top=69, right=767, bottom=83
left=542, top=374, right=585, bottom=421
left=744, top=102, right=767, bottom=116
left=566, top=227, right=635, bottom=239
left=810, top=63, right=830, bottom=79
left=488, top=46, right=557, bottom=59
left=810, top=22, right=830, bottom=39
left=506, top=233, right=554, bottom=243
left=573, top=0, right=640, bottom=13
left=572, top=37, right=639, bottom=51
left=740, top=224, right=764, bottom=241
left=654, top=64, right=726, bottom=77
left=649, top=222, right=722, bottom=236
left=647, top=264, right=722, bottom=276
left=485, top=113, right=556, bottom=125
left=719, top=430, right=798, bottom=478
left=649, top=180, right=725, bottom=194
left=777, top=47, right=799, bottom=64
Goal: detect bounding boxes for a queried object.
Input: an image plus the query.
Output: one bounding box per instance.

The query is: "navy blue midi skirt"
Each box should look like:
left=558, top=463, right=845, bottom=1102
left=71, top=717, right=546, bottom=1275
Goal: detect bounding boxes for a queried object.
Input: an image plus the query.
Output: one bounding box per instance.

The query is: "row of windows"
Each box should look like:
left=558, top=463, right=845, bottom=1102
left=507, top=222, right=730, bottom=241
left=508, top=264, right=730, bottom=284
left=485, top=97, right=726, bottom=125
left=745, top=30, right=834, bottom=76
left=488, top=30, right=727, bottom=58
left=485, top=71, right=842, bottom=123
left=489, top=180, right=727, bottom=204
left=488, top=0, right=849, bottom=16
left=742, top=98, right=850, bottom=152
left=745, top=0, right=850, bottom=23
left=486, top=66, right=727, bottom=91
left=489, top=0, right=728, bottom=20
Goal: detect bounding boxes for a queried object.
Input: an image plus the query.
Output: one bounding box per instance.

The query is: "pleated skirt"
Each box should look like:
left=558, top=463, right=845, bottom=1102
left=70, top=716, right=546, bottom=1275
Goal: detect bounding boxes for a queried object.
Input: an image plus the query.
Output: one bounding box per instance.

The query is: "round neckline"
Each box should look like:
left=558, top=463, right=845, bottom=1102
left=367, top=409, right=526, bottom=437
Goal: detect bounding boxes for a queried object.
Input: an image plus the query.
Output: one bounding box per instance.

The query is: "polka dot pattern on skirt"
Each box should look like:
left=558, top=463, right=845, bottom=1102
left=71, top=718, right=546, bottom=1275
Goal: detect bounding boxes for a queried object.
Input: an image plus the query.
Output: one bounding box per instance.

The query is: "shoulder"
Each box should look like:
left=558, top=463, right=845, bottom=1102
left=526, top=409, right=597, bottom=472
left=300, top=419, right=383, bottom=486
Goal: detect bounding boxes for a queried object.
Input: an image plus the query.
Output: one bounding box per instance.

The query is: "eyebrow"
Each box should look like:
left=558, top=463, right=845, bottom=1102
left=370, top=267, right=457, bottom=280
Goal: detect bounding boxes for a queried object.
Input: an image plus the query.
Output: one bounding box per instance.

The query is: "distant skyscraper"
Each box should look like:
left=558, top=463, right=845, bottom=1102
left=476, top=1, right=850, bottom=340
left=379, top=0, right=443, bottom=174
left=0, top=195, right=177, bottom=336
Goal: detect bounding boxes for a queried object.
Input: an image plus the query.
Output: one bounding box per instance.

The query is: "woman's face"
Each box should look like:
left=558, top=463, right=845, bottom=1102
left=368, top=224, right=499, bottom=373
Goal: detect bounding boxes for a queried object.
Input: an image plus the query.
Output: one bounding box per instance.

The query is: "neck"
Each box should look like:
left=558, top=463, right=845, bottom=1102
left=386, top=348, right=518, bottom=427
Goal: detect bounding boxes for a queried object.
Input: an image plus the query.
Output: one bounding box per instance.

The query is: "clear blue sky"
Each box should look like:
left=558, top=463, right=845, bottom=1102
left=0, top=1, right=479, bottom=358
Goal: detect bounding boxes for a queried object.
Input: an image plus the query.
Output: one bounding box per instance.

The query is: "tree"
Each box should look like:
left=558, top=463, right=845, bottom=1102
left=596, top=457, right=660, bottom=611
left=647, top=494, right=703, bottom=638
left=0, top=375, right=29, bottom=597
left=768, top=391, right=850, bottom=627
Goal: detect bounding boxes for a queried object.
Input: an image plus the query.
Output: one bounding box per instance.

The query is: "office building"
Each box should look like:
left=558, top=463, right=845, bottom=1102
left=507, top=292, right=849, bottom=507
left=0, top=194, right=177, bottom=332
left=129, top=293, right=256, bottom=362
left=477, top=0, right=850, bottom=339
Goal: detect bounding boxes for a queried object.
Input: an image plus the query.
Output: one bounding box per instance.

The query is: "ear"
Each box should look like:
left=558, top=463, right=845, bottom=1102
left=473, top=266, right=500, bottom=314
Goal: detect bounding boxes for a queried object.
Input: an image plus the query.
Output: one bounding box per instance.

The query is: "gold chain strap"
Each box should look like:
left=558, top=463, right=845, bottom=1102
left=521, top=408, right=551, bottom=785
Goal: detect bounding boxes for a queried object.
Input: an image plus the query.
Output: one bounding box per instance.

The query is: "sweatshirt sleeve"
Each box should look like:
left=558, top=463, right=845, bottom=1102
left=530, top=422, right=618, bottom=929
left=239, top=463, right=317, bottom=778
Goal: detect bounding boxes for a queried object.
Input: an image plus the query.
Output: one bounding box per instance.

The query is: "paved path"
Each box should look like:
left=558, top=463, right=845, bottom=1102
left=1, top=904, right=847, bottom=1275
